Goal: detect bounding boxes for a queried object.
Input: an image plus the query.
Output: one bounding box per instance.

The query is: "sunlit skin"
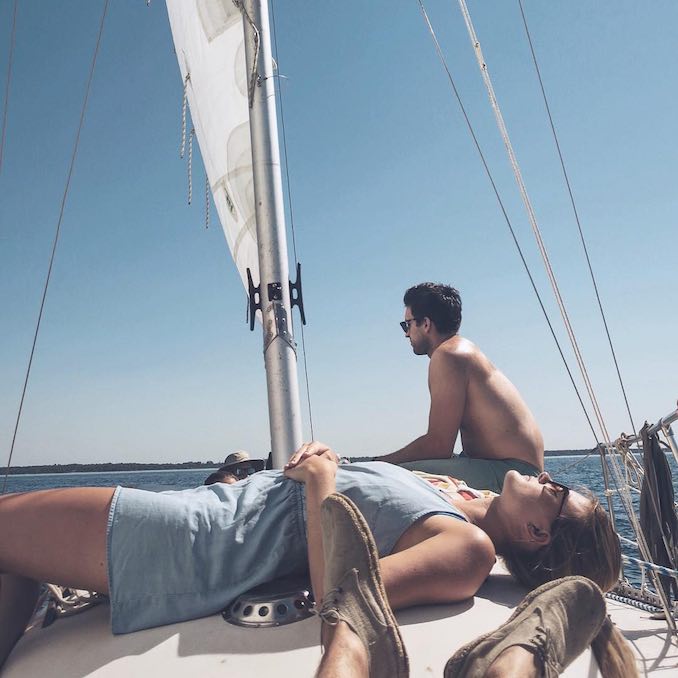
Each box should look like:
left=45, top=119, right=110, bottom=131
left=321, top=471, right=592, bottom=678
left=379, top=309, right=544, bottom=469
left=0, top=444, right=588, bottom=671
left=300, top=455, right=586, bottom=678
left=424, top=469, right=592, bottom=557
left=496, top=470, right=590, bottom=548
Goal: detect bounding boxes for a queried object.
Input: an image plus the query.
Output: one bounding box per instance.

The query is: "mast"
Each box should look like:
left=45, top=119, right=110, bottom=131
left=241, top=0, right=303, bottom=468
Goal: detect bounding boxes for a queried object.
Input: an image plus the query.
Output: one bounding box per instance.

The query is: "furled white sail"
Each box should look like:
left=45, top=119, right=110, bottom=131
left=166, top=0, right=258, bottom=290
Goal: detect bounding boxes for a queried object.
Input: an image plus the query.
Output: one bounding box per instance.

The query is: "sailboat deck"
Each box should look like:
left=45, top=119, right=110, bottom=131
left=6, top=564, right=676, bottom=676
left=606, top=597, right=677, bottom=676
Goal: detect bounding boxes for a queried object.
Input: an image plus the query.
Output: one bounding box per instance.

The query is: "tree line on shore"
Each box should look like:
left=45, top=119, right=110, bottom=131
left=1, top=461, right=221, bottom=475
left=2, top=449, right=592, bottom=475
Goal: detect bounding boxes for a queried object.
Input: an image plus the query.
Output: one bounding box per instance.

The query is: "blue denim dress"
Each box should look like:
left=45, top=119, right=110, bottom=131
left=107, top=462, right=466, bottom=633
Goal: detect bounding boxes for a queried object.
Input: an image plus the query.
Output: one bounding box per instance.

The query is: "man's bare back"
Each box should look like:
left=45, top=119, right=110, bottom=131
left=379, top=283, right=544, bottom=473
left=434, top=336, right=543, bottom=468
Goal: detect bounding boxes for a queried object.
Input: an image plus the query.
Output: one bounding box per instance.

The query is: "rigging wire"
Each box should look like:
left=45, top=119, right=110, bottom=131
left=0, top=0, right=19, bottom=177
left=449, top=2, right=650, bottom=584
left=450, top=13, right=663, bottom=600
left=205, top=175, right=210, bottom=229
left=270, top=0, right=315, bottom=440
left=178, top=76, right=209, bottom=225
left=234, top=0, right=260, bottom=109
left=511, top=1, right=651, bottom=592
left=415, top=0, right=599, bottom=444
left=180, top=73, right=190, bottom=159
left=2, top=0, right=111, bottom=494
left=517, top=0, right=637, bottom=440
left=187, top=127, right=195, bottom=205
left=455, top=0, right=615, bottom=451
left=549, top=445, right=598, bottom=477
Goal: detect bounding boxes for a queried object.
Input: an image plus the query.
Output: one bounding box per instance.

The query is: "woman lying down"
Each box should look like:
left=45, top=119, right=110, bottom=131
left=0, top=442, right=634, bottom=675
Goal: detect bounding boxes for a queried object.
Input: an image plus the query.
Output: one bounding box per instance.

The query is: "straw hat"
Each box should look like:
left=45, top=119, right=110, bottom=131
left=222, top=450, right=251, bottom=468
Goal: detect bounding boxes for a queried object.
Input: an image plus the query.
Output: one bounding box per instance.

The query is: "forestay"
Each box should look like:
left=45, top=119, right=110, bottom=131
left=165, top=0, right=258, bottom=290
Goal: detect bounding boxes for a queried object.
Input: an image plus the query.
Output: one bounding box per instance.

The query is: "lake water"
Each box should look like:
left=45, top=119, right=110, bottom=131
left=3, top=453, right=676, bottom=589
left=1, top=454, right=629, bottom=492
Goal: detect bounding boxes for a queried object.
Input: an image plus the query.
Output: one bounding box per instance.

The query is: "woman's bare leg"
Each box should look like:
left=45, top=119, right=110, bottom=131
left=0, top=487, right=115, bottom=668
left=0, top=488, right=113, bottom=590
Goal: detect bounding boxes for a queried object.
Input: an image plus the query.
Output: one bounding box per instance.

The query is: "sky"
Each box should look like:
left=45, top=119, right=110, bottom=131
left=1, top=1, right=676, bottom=466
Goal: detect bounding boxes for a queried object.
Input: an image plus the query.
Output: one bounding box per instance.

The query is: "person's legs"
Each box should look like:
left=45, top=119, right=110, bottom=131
left=485, top=646, right=541, bottom=678
left=0, top=574, right=41, bottom=669
left=316, top=622, right=368, bottom=678
left=312, top=494, right=408, bottom=678
left=0, top=488, right=113, bottom=590
left=0, top=487, right=114, bottom=669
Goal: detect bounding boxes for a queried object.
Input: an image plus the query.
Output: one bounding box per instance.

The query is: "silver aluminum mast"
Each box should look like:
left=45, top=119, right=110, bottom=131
left=241, top=0, right=303, bottom=467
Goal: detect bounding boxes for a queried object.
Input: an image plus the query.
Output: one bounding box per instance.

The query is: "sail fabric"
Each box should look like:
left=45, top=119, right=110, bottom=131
left=166, top=0, right=258, bottom=291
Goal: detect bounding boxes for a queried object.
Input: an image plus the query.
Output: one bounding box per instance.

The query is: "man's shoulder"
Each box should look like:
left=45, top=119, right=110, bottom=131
left=435, top=336, right=481, bottom=362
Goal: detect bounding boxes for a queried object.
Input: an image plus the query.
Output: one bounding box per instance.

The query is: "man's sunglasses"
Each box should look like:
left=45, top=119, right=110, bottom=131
left=399, top=318, right=421, bottom=333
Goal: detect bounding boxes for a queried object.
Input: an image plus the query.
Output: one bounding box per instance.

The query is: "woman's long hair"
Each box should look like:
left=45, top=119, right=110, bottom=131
left=592, top=617, right=639, bottom=678
left=502, top=491, right=620, bottom=592
left=503, top=494, right=638, bottom=676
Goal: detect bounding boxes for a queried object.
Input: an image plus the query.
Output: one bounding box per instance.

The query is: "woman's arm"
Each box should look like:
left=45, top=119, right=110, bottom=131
left=302, top=465, right=336, bottom=601
left=380, top=516, right=495, bottom=609
left=283, top=442, right=340, bottom=601
left=283, top=444, right=495, bottom=608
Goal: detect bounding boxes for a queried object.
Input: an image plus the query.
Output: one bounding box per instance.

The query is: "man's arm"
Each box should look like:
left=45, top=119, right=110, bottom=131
left=378, top=350, right=467, bottom=464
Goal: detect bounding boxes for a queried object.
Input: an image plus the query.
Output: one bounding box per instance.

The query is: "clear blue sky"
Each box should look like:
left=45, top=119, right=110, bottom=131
left=1, top=1, right=676, bottom=466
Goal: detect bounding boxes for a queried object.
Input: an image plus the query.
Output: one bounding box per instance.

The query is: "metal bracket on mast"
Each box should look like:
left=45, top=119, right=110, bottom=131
left=246, top=267, right=261, bottom=331
left=265, top=301, right=296, bottom=355
left=289, top=262, right=306, bottom=325
left=246, top=267, right=297, bottom=355
left=247, top=265, right=306, bottom=338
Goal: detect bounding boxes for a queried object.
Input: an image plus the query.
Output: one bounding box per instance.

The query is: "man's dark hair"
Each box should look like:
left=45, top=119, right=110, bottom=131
left=403, top=283, right=462, bottom=334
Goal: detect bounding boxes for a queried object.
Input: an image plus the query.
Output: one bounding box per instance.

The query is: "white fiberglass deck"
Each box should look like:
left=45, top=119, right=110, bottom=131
left=6, top=565, right=676, bottom=677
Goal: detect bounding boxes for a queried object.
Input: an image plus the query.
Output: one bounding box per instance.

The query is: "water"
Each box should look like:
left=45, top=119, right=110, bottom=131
left=1, top=456, right=610, bottom=493
left=2, top=468, right=215, bottom=494
left=4, top=454, right=677, bottom=589
left=549, top=453, right=678, bottom=591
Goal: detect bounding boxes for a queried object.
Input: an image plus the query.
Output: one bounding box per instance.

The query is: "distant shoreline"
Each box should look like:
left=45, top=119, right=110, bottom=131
left=2, top=449, right=593, bottom=476
left=545, top=449, right=592, bottom=458
left=0, top=461, right=222, bottom=476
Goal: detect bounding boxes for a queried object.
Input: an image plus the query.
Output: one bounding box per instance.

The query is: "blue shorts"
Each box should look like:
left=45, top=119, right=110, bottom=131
left=107, top=463, right=464, bottom=634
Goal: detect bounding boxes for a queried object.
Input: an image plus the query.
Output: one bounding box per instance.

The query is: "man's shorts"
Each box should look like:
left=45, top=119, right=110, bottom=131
left=400, top=453, right=540, bottom=493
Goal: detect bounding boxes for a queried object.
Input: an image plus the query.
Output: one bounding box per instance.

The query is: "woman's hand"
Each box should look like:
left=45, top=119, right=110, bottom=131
left=283, top=441, right=339, bottom=484
left=285, top=443, right=340, bottom=604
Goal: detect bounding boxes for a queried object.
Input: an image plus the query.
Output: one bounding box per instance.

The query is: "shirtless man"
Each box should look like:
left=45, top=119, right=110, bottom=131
left=377, top=282, right=544, bottom=491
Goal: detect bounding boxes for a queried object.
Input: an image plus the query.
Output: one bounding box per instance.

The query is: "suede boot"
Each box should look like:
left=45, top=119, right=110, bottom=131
left=445, top=576, right=606, bottom=678
left=317, top=493, right=409, bottom=678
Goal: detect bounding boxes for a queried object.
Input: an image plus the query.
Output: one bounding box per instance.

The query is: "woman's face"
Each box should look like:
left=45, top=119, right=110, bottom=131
left=501, top=471, right=591, bottom=545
